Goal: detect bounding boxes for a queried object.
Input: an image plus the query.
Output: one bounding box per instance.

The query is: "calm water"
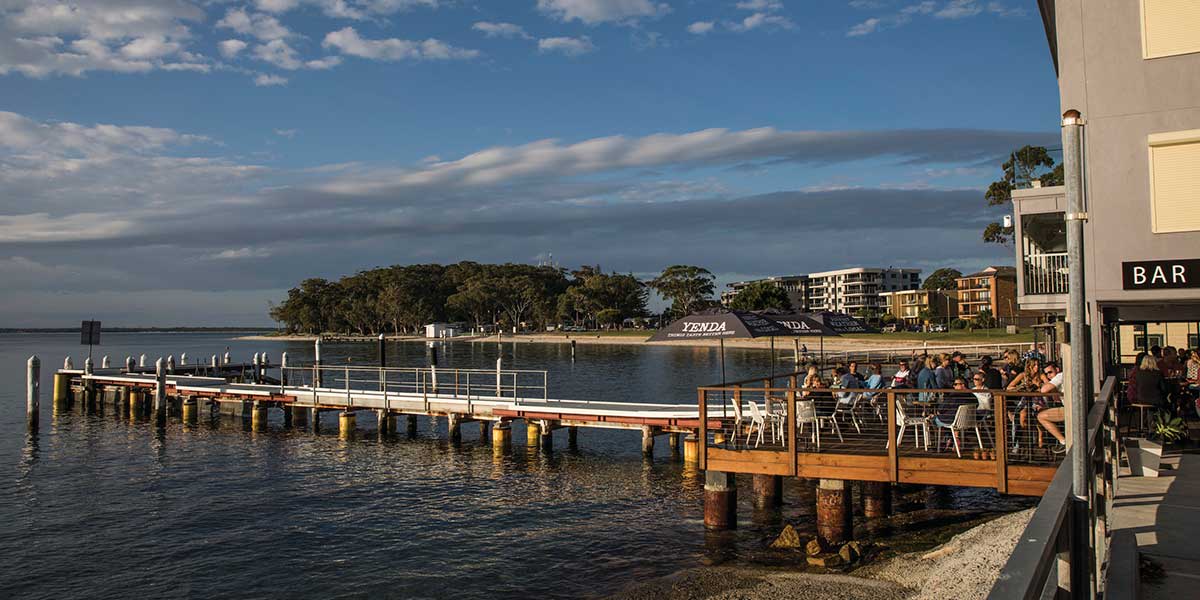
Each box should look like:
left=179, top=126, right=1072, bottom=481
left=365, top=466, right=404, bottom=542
left=1, top=333, right=1022, bottom=599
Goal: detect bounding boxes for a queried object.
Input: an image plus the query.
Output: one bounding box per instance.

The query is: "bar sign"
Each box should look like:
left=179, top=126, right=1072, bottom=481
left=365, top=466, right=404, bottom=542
left=81, top=320, right=101, bottom=345
left=1122, top=259, right=1200, bottom=290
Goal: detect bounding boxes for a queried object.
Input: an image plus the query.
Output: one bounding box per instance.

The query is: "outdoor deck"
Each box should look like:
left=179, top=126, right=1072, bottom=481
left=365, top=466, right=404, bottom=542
left=697, top=372, right=1064, bottom=496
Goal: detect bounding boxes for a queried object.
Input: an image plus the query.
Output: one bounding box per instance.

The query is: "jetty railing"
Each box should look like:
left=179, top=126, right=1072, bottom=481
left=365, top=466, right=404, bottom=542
left=281, top=364, right=549, bottom=402
left=697, top=371, right=1064, bottom=494
left=987, top=376, right=1117, bottom=600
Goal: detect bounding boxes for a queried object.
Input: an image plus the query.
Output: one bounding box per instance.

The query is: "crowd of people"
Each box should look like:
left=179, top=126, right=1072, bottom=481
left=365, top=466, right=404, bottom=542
left=1126, top=345, right=1200, bottom=420
left=798, top=347, right=1069, bottom=455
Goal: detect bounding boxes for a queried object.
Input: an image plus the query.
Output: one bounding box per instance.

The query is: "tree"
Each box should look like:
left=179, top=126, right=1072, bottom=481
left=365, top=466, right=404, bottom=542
left=728, top=281, right=791, bottom=311
left=921, top=268, right=962, bottom=291
left=983, top=145, right=1060, bottom=246
left=596, top=308, right=623, bottom=330
left=649, top=265, right=715, bottom=317
left=973, top=307, right=997, bottom=329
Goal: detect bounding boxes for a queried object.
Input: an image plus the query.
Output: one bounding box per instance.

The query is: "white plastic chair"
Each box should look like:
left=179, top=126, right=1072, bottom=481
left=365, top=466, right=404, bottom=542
left=764, top=396, right=786, bottom=444
left=746, top=401, right=768, bottom=447
left=729, top=396, right=751, bottom=445
left=894, top=400, right=930, bottom=451
left=797, top=399, right=842, bottom=449
left=833, top=392, right=863, bottom=434
left=936, top=404, right=984, bottom=458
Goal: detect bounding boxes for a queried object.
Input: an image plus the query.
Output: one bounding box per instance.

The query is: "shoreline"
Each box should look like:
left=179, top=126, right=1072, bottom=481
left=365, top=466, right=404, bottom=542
left=609, top=507, right=1033, bottom=600
left=234, top=332, right=1030, bottom=355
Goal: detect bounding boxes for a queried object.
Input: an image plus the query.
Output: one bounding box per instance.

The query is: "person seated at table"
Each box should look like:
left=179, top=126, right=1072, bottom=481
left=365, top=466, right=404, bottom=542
left=951, top=351, right=971, bottom=381
left=891, top=359, right=912, bottom=388
left=970, top=372, right=993, bottom=411
left=801, top=365, right=828, bottom=400
left=1136, top=355, right=1168, bottom=408
left=1001, top=349, right=1023, bottom=388
left=978, top=355, right=1003, bottom=389
left=836, top=366, right=862, bottom=391
left=864, top=363, right=884, bottom=390
left=847, top=361, right=867, bottom=384
left=1006, top=356, right=1046, bottom=446
left=1036, top=362, right=1067, bottom=454
left=917, top=355, right=939, bottom=404
left=935, top=377, right=977, bottom=429
left=935, top=354, right=955, bottom=389
left=1161, top=346, right=1183, bottom=378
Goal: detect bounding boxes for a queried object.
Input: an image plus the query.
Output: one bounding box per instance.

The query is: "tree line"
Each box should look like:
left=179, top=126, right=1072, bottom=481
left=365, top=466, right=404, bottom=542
left=269, top=262, right=720, bottom=335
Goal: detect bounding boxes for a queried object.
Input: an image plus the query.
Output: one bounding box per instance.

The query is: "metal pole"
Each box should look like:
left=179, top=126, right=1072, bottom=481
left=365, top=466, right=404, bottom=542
left=154, top=358, right=167, bottom=416
left=314, top=337, right=322, bottom=387
left=27, top=355, right=40, bottom=432
left=1063, top=108, right=1094, bottom=598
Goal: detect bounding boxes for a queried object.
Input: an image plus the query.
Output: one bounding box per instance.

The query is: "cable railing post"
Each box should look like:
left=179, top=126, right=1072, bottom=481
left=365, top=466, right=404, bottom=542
left=995, top=394, right=1009, bottom=493
left=887, top=390, right=898, bottom=482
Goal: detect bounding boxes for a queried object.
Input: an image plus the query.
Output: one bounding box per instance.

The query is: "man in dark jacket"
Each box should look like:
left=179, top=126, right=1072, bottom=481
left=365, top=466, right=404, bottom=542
left=978, top=355, right=1003, bottom=389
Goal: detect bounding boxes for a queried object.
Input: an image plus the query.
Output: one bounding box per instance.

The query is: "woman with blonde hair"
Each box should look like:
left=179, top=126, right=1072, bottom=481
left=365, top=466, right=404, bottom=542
left=801, top=365, right=823, bottom=397
left=1136, top=354, right=1167, bottom=407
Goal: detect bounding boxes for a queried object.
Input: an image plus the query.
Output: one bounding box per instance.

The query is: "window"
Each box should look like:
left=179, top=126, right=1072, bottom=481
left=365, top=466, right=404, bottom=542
left=1134, top=334, right=1165, bottom=351
left=1142, top=0, right=1200, bottom=59
left=1149, top=130, right=1200, bottom=233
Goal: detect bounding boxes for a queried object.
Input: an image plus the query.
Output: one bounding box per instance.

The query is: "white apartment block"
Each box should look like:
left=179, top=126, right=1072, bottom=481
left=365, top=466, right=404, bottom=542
left=805, top=268, right=922, bottom=313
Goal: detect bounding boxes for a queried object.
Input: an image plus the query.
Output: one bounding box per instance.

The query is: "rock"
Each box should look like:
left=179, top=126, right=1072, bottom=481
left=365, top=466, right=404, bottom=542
left=769, top=524, right=803, bottom=549
left=848, top=540, right=871, bottom=556
left=807, top=553, right=846, bottom=568
left=805, top=538, right=827, bottom=557
left=839, top=543, right=859, bottom=564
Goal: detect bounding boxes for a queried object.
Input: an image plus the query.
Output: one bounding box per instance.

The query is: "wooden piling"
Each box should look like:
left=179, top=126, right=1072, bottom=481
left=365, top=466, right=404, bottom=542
left=406, top=414, right=418, bottom=437
left=448, top=414, right=462, bottom=442
left=310, top=407, right=321, bottom=432
left=568, top=426, right=578, bottom=448
left=479, top=420, right=489, bottom=441
left=752, top=474, right=783, bottom=509
left=704, top=471, right=737, bottom=529
left=290, top=405, right=308, bottom=427
left=338, top=411, right=356, bottom=438
left=683, top=434, right=700, bottom=466
left=862, top=481, right=892, bottom=519
left=27, top=356, right=40, bottom=432
left=526, top=420, right=540, bottom=446
left=252, top=403, right=268, bottom=431
left=377, top=409, right=392, bottom=435
left=182, top=398, right=197, bottom=424
left=53, top=371, right=71, bottom=407
left=492, top=422, right=512, bottom=451
left=816, top=479, right=854, bottom=545
left=641, top=425, right=655, bottom=457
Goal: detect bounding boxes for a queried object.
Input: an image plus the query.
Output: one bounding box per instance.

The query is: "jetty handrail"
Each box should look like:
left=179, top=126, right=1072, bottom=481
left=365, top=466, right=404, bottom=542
left=987, top=376, right=1117, bottom=600
left=281, top=364, right=549, bottom=402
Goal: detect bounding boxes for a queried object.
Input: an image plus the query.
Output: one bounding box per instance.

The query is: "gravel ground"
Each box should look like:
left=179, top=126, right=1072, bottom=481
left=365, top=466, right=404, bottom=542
left=864, top=507, right=1034, bottom=600
left=608, top=508, right=1034, bottom=600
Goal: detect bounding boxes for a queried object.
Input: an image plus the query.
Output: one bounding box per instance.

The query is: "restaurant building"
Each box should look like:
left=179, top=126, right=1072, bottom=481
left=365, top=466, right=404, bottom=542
left=1025, top=0, right=1200, bottom=378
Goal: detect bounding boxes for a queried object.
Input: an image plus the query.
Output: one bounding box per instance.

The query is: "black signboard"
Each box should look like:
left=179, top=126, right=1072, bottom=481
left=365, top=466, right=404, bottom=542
left=1122, top=259, right=1200, bottom=290
left=81, top=320, right=101, bottom=345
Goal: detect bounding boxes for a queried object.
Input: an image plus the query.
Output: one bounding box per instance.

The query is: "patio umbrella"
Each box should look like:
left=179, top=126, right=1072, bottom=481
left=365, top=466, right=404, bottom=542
left=647, top=308, right=793, bottom=388
left=807, top=311, right=878, bottom=334
left=757, top=310, right=841, bottom=371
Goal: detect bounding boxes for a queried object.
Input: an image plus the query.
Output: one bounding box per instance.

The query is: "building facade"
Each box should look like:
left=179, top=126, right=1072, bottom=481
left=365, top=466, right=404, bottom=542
left=806, top=268, right=922, bottom=314
left=955, top=266, right=1022, bottom=321
left=1029, top=0, right=1200, bottom=378
left=879, top=289, right=958, bottom=326
left=723, top=268, right=921, bottom=315
left=721, top=275, right=811, bottom=311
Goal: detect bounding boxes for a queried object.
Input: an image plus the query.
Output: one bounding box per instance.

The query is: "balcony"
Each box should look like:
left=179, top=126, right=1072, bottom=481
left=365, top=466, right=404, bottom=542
left=1024, top=252, right=1069, bottom=295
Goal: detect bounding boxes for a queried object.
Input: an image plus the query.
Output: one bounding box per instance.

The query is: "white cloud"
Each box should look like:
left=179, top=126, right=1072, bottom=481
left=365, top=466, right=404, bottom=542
left=254, top=73, right=288, bottom=86
left=216, top=8, right=292, bottom=41
left=537, top=0, right=670, bottom=25
left=252, top=0, right=440, bottom=19
left=727, top=13, right=795, bottom=32
left=472, top=22, right=532, bottom=39
left=0, top=0, right=206, bottom=77
left=323, top=27, right=479, bottom=60
left=687, top=21, right=715, bottom=34
left=210, top=247, right=273, bottom=260
left=735, top=0, right=783, bottom=10
left=255, top=0, right=303, bottom=12
left=847, top=17, right=881, bottom=36
left=218, top=39, right=249, bottom=59
left=537, top=36, right=595, bottom=56
left=846, top=0, right=1020, bottom=36
left=275, top=129, right=299, bottom=138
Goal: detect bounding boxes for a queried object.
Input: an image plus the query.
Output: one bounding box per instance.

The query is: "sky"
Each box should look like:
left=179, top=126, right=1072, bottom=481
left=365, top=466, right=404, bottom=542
left=0, top=0, right=1062, bottom=327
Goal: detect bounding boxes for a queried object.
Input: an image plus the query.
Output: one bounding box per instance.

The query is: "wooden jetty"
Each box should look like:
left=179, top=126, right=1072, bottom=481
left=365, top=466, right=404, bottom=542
left=31, top=349, right=1064, bottom=549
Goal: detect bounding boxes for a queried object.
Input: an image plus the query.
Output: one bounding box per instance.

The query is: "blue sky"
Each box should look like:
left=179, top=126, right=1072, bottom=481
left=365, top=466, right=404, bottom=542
left=0, top=0, right=1061, bottom=326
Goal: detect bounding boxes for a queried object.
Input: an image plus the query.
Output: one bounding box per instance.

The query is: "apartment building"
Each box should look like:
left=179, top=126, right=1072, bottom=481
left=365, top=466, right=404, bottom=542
left=955, top=266, right=1022, bottom=320
left=879, top=289, right=958, bottom=326
left=721, top=275, right=811, bottom=310
left=1024, top=1, right=1200, bottom=376
left=806, top=268, right=922, bottom=314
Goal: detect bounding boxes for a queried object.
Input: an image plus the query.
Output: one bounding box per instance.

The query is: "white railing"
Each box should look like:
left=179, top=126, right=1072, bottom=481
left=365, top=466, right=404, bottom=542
left=1024, top=252, right=1069, bottom=295
left=280, top=364, right=549, bottom=404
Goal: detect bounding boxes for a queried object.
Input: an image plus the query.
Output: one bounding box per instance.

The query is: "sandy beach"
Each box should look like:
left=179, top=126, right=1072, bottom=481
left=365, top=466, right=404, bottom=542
left=609, top=508, right=1033, bottom=600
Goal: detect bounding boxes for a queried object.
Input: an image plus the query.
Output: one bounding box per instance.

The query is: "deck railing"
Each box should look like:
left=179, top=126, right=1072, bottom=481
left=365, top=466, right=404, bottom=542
left=697, top=371, right=1064, bottom=495
left=280, top=364, right=549, bottom=404
left=987, top=376, right=1117, bottom=600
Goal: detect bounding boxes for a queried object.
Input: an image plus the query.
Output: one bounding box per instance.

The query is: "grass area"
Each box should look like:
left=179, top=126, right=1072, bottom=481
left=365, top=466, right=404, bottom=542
left=536, top=330, right=652, bottom=337
left=842, top=328, right=1035, bottom=344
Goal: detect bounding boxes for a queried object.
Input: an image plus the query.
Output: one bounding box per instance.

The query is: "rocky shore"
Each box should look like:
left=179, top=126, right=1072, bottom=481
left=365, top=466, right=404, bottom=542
left=608, top=508, right=1033, bottom=600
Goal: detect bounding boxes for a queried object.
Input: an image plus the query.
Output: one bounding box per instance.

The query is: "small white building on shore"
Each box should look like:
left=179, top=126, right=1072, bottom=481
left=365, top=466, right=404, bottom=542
left=424, top=323, right=462, bottom=338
